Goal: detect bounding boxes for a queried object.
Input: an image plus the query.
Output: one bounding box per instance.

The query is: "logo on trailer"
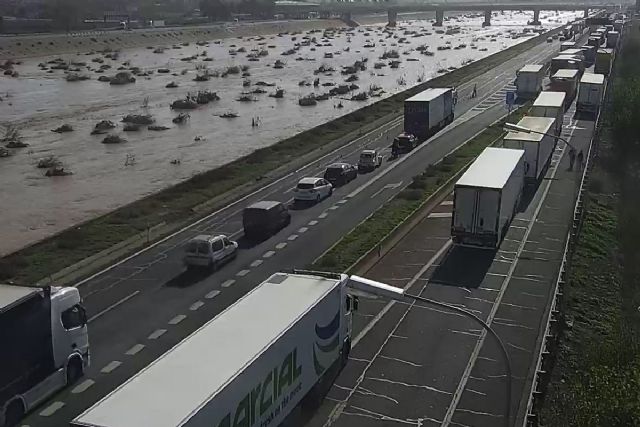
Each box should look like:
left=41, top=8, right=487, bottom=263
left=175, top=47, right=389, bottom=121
left=313, top=311, right=340, bottom=376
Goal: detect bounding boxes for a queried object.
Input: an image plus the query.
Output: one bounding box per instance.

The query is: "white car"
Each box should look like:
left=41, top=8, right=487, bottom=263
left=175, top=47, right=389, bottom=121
left=293, top=177, right=333, bottom=203
left=184, top=234, right=238, bottom=270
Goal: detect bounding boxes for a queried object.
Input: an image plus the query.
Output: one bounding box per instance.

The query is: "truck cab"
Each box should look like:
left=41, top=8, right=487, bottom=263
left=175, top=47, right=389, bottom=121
left=358, top=149, right=383, bottom=172
left=393, top=132, right=418, bottom=153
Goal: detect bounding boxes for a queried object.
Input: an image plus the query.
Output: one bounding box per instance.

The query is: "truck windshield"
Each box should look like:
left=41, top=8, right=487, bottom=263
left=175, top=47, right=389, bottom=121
left=360, top=153, right=373, bottom=160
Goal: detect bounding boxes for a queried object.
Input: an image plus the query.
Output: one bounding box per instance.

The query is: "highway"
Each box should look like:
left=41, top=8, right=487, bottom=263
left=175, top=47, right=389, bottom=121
left=22, top=32, right=573, bottom=427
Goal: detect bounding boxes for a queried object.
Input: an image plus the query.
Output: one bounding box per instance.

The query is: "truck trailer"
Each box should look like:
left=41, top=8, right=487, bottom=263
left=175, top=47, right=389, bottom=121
left=606, top=30, right=619, bottom=48
left=530, top=91, right=566, bottom=135
left=560, top=41, right=576, bottom=51
left=594, top=48, right=614, bottom=75
left=550, top=69, right=580, bottom=104
left=451, top=147, right=525, bottom=249
left=404, top=88, right=455, bottom=141
left=576, top=73, right=605, bottom=114
left=1, top=284, right=89, bottom=427
left=502, top=116, right=557, bottom=184
left=71, top=272, right=357, bottom=427
left=580, top=44, right=596, bottom=65
left=515, top=64, right=544, bottom=99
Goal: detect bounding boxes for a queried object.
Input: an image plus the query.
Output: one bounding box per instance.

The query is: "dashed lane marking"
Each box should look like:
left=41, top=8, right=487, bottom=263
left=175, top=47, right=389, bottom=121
left=221, top=279, right=235, bottom=288
left=319, top=212, right=328, bottom=219
left=441, top=200, right=454, bottom=206
left=263, top=250, right=275, bottom=258
left=298, top=227, right=308, bottom=233
left=125, top=344, right=145, bottom=355
left=100, top=361, right=122, bottom=373
left=236, top=269, right=250, bottom=277
left=168, top=314, right=186, bottom=325
left=288, top=234, right=298, bottom=241
left=308, top=220, right=319, bottom=226
left=148, top=329, right=167, bottom=340
left=39, top=401, right=65, bottom=417
left=329, top=205, right=340, bottom=210
left=276, top=242, right=287, bottom=249
left=205, top=290, right=221, bottom=299
left=428, top=212, right=453, bottom=219
left=71, top=379, right=95, bottom=394
left=250, top=259, right=263, bottom=268
left=190, top=301, right=204, bottom=311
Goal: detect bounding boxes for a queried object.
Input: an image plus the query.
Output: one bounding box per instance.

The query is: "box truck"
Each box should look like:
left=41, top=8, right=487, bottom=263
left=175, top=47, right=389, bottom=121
left=1, top=284, right=89, bottom=427
left=606, top=31, right=619, bottom=48
left=404, top=88, right=455, bottom=141
left=560, top=41, right=576, bottom=51
left=576, top=73, right=605, bottom=114
left=580, top=44, right=596, bottom=65
left=451, top=147, right=525, bottom=249
left=515, top=64, right=544, bottom=99
left=502, top=116, right=557, bottom=184
left=550, top=69, right=580, bottom=103
left=594, top=48, right=613, bottom=75
left=560, top=48, right=585, bottom=62
left=614, top=19, right=623, bottom=31
left=587, top=35, right=601, bottom=48
left=530, top=91, right=566, bottom=135
left=549, top=55, right=582, bottom=76
left=71, top=272, right=357, bottom=427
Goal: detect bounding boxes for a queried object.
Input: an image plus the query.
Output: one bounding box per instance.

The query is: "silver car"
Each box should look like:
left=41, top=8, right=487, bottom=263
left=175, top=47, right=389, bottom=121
left=184, top=234, right=238, bottom=270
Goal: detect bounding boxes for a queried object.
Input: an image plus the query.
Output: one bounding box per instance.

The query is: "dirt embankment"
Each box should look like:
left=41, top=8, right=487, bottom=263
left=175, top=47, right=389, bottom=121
left=0, top=19, right=347, bottom=60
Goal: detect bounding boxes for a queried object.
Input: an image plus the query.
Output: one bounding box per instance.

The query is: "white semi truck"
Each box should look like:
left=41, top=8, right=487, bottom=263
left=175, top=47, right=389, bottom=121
left=530, top=91, right=566, bottom=136
left=1, top=284, right=89, bottom=427
left=502, top=116, right=557, bottom=184
left=515, top=64, right=545, bottom=100
left=576, top=73, right=606, bottom=114
left=451, top=147, right=525, bottom=249
left=71, top=272, right=357, bottom=427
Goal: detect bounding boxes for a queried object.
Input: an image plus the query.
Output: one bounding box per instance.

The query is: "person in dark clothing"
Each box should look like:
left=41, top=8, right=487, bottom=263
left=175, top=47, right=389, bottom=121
left=471, top=83, right=477, bottom=98
left=577, top=150, right=584, bottom=170
left=568, top=147, right=576, bottom=171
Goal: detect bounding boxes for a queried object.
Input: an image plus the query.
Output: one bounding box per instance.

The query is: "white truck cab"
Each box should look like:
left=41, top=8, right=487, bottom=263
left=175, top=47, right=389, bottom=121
left=358, top=149, right=383, bottom=172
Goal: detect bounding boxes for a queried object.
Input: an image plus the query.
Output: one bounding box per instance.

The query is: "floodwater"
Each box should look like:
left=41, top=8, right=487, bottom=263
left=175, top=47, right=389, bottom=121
left=0, top=10, right=581, bottom=255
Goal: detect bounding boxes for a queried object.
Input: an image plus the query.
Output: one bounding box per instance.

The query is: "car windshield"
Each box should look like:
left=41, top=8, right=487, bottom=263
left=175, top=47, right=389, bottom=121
left=325, top=167, right=344, bottom=178
left=211, top=239, right=223, bottom=251
left=297, top=183, right=315, bottom=190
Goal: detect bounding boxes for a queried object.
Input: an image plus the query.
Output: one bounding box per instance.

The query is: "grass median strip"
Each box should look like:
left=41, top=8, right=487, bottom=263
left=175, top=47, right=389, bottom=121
left=0, top=29, right=557, bottom=285
left=312, top=107, right=527, bottom=273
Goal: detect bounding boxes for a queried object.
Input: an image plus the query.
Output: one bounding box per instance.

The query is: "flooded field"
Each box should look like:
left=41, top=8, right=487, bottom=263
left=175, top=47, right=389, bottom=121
left=0, top=10, right=581, bottom=255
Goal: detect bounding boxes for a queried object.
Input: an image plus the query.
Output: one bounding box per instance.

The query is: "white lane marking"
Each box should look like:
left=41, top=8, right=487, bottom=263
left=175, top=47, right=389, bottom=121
left=221, top=279, right=235, bottom=288
left=39, top=401, right=65, bottom=417
left=100, top=360, right=122, bottom=373
left=319, top=212, right=328, bottom=219
left=168, top=314, right=187, bottom=325
left=236, top=269, right=250, bottom=277
left=428, top=212, right=453, bottom=219
left=352, top=240, right=452, bottom=347
left=370, top=181, right=404, bottom=199
left=329, top=205, right=340, bottom=210
left=125, top=343, right=145, bottom=355
left=287, top=234, right=298, bottom=241
left=71, top=379, right=95, bottom=394
left=298, top=227, right=308, bottom=233
left=338, top=199, right=349, bottom=204
left=205, top=290, right=221, bottom=299
left=263, top=250, right=275, bottom=258
left=74, top=109, right=405, bottom=289
left=275, top=242, right=287, bottom=249
left=88, top=290, right=140, bottom=323
left=190, top=301, right=204, bottom=311
left=148, top=329, right=167, bottom=340
left=442, top=116, right=574, bottom=426
left=308, top=220, right=319, bottom=226
left=250, top=259, right=263, bottom=268
left=441, top=200, right=454, bottom=206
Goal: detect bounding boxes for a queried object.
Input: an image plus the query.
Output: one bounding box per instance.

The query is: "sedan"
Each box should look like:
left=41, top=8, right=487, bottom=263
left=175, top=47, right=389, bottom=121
left=294, top=177, right=333, bottom=203
left=323, top=162, right=358, bottom=186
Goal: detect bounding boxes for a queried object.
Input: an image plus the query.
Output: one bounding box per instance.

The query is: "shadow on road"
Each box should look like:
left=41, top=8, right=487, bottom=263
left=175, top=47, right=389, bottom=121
left=430, top=245, right=496, bottom=289
left=165, top=268, right=211, bottom=288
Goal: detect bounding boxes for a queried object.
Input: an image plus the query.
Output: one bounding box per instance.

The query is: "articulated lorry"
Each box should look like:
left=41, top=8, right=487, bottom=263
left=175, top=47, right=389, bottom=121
left=502, top=116, right=557, bottom=184
left=451, top=147, right=525, bottom=249
left=550, top=69, right=580, bottom=103
left=515, top=64, right=545, bottom=100
left=1, top=284, right=89, bottom=427
left=403, top=88, right=455, bottom=141
left=594, top=48, right=614, bottom=75
left=530, top=91, right=566, bottom=136
left=71, top=272, right=357, bottom=427
left=576, top=73, right=606, bottom=114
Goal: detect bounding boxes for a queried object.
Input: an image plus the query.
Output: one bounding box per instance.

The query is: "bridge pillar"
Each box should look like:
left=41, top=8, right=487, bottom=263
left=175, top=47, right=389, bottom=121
left=583, top=8, right=589, bottom=18
left=341, top=11, right=357, bottom=27
left=529, top=9, right=541, bottom=26
left=434, top=9, right=444, bottom=27
left=482, top=10, right=491, bottom=27
left=387, top=8, right=398, bottom=27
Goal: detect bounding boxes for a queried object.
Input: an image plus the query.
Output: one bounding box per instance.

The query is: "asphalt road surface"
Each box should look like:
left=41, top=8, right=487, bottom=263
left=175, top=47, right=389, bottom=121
left=21, top=33, right=578, bottom=427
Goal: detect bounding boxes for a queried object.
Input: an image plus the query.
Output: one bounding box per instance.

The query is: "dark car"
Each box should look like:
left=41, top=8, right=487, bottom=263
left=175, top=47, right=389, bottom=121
left=323, top=163, right=358, bottom=186
left=242, top=200, right=291, bottom=240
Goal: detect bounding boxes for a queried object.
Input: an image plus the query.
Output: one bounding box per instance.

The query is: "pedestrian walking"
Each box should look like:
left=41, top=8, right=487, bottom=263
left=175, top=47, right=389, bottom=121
left=577, top=150, right=584, bottom=170
left=471, top=83, right=477, bottom=98
left=568, top=147, right=576, bottom=171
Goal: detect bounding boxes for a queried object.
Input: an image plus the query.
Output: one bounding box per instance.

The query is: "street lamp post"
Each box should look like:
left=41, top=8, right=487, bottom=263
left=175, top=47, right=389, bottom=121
left=345, top=274, right=513, bottom=427
left=503, top=122, right=575, bottom=150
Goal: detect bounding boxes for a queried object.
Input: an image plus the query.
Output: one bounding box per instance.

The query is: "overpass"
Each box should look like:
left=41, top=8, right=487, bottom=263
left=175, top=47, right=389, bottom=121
left=311, top=1, right=612, bottom=26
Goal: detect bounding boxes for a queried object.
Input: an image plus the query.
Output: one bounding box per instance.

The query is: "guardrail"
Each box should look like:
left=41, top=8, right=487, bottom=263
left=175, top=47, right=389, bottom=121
left=520, top=23, right=622, bottom=427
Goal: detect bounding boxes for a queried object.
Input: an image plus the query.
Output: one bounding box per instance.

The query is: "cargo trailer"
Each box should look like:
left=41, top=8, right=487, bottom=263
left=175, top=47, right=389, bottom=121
left=530, top=91, right=566, bottom=135
left=580, top=44, right=596, bottom=65
left=71, top=272, right=357, bottom=427
left=404, top=88, right=455, bottom=141
left=451, top=147, right=525, bottom=249
left=549, top=55, right=582, bottom=76
left=550, top=69, right=580, bottom=104
left=502, top=116, right=557, bottom=183
left=560, top=41, right=576, bottom=51
left=614, top=19, right=623, bottom=31
left=587, top=36, right=601, bottom=48
left=560, top=48, right=585, bottom=61
left=576, top=73, right=605, bottom=114
left=594, top=48, right=613, bottom=75
left=606, top=31, right=619, bottom=48
left=515, top=64, right=544, bottom=99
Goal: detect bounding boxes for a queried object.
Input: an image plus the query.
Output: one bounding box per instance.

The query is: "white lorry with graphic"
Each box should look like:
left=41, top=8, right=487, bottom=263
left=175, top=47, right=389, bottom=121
left=71, top=272, right=356, bottom=427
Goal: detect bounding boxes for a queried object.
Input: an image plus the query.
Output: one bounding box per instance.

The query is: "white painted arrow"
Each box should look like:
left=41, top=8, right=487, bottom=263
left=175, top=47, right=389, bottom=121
left=370, top=181, right=403, bottom=199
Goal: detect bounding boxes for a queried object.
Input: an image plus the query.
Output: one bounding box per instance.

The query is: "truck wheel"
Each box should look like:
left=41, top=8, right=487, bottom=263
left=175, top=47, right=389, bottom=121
left=5, top=400, right=25, bottom=427
left=341, top=339, right=351, bottom=366
left=66, top=358, right=83, bottom=385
